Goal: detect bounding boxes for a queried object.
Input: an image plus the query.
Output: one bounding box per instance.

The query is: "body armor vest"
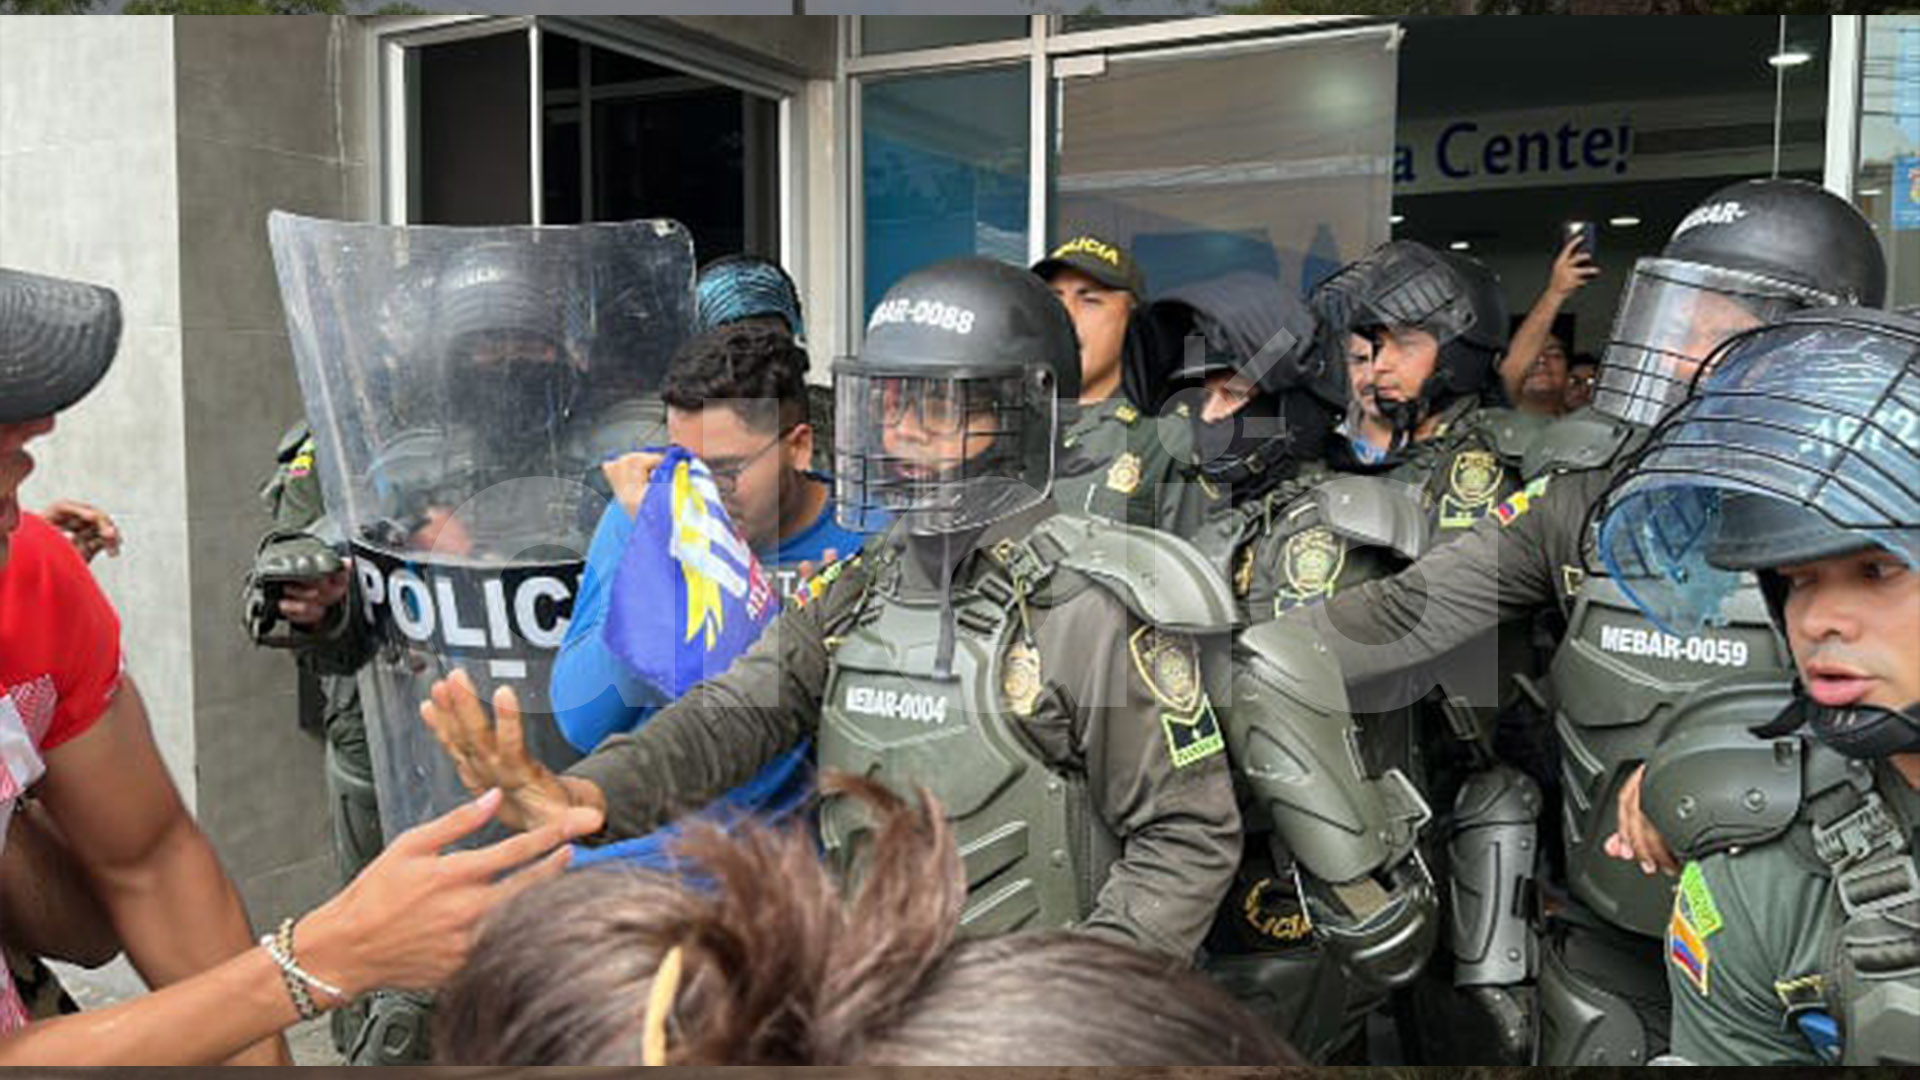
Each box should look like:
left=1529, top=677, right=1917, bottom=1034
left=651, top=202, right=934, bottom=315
left=817, top=555, right=1119, bottom=939
left=1554, top=572, right=1791, bottom=936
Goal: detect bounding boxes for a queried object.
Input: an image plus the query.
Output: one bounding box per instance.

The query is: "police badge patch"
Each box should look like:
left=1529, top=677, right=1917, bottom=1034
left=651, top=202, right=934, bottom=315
left=1130, top=626, right=1201, bottom=714
left=1275, top=526, right=1347, bottom=612
left=1163, top=699, right=1225, bottom=768
left=1106, top=451, right=1144, bottom=495
left=1439, top=449, right=1502, bottom=529
left=1002, top=639, right=1043, bottom=718
left=1130, top=627, right=1223, bottom=768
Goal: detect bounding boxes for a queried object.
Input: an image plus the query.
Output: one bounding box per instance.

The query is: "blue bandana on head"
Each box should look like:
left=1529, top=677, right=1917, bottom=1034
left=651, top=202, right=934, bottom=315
left=695, top=259, right=804, bottom=339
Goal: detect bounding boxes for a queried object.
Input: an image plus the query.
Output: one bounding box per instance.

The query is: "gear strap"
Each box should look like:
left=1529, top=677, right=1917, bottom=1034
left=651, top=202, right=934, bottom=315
left=1809, top=779, right=1920, bottom=920
left=1806, top=764, right=1920, bottom=1064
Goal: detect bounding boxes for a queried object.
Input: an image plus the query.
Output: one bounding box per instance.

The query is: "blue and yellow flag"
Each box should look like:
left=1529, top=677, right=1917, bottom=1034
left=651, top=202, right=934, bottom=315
left=581, top=447, right=806, bottom=872
left=604, top=446, right=778, bottom=698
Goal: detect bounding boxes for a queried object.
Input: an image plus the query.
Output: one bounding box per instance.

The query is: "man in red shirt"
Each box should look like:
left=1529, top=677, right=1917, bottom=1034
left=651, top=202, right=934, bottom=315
left=0, top=268, right=288, bottom=1062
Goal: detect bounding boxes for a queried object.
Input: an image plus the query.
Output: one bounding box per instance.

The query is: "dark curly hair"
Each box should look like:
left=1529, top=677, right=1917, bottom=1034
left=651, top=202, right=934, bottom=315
left=661, top=322, right=810, bottom=435
left=433, top=775, right=1302, bottom=1066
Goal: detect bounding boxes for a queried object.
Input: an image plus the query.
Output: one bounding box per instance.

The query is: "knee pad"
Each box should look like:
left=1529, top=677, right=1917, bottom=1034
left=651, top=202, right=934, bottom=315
left=1449, top=764, right=1541, bottom=986
left=1538, top=935, right=1650, bottom=1065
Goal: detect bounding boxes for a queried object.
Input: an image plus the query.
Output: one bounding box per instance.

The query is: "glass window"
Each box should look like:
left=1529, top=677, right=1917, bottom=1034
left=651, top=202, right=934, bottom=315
left=1858, top=16, right=1920, bottom=308
left=859, top=16, right=1029, bottom=55
left=534, top=32, right=780, bottom=259
left=1391, top=15, right=1827, bottom=359
left=861, top=66, right=1030, bottom=316
left=408, top=33, right=532, bottom=225
left=1053, top=31, right=1397, bottom=301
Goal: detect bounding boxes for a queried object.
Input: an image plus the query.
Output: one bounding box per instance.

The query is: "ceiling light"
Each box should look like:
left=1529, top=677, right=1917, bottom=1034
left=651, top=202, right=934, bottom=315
left=1449, top=240, right=1470, bottom=251
left=1769, top=49, right=1813, bottom=68
left=1859, top=187, right=1885, bottom=197
left=1608, top=215, right=1642, bottom=227
left=1389, top=214, right=1405, bottom=225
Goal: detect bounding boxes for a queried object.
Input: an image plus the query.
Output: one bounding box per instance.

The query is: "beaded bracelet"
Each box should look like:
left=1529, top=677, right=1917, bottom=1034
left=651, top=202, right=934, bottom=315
left=260, top=916, right=347, bottom=1020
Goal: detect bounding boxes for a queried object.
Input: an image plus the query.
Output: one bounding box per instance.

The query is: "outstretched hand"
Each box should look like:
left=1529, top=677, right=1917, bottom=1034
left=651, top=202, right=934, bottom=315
left=296, top=787, right=597, bottom=997
left=420, top=670, right=604, bottom=834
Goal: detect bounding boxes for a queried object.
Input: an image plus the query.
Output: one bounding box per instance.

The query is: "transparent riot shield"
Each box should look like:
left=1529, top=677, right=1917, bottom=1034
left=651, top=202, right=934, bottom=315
left=269, top=212, right=695, bottom=842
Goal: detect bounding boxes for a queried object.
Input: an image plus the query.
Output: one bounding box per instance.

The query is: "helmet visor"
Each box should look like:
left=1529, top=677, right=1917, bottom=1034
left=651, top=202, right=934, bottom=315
left=1594, top=258, right=1831, bottom=426
left=1597, top=316, right=1920, bottom=633
left=833, top=369, right=1053, bottom=534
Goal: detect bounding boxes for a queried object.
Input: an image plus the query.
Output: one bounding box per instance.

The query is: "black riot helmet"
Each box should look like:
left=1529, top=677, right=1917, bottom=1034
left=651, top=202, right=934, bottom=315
left=1597, top=306, right=1919, bottom=758
left=1312, top=241, right=1507, bottom=439
left=835, top=257, right=1079, bottom=536
left=1148, top=271, right=1340, bottom=497
left=430, top=241, right=588, bottom=435
left=1594, top=179, right=1887, bottom=428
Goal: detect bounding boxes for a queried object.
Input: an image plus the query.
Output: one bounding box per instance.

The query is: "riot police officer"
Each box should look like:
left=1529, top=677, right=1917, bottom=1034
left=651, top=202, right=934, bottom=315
left=1140, top=272, right=1439, bottom=1059
left=421, top=257, right=1244, bottom=964
left=265, top=212, right=697, bottom=1064
left=1033, top=235, right=1179, bottom=527
left=1593, top=306, right=1919, bottom=1065
left=1292, top=241, right=1546, bottom=1063
left=243, top=428, right=382, bottom=1058
left=1316, top=240, right=1542, bottom=536
left=1270, top=178, right=1888, bottom=1064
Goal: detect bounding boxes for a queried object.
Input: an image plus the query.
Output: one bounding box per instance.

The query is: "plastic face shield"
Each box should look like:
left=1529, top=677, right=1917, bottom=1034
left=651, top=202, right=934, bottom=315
left=1598, top=317, right=1920, bottom=633
left=832, top=368, right=1050, bottom=534
left=1593, top=258, right=1831, bottom=427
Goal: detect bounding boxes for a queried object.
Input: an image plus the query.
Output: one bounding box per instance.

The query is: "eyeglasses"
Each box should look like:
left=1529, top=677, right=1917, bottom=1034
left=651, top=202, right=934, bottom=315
left=703, top=426, right=795, bottom=495
left=879, top=381, right=992, bottom=436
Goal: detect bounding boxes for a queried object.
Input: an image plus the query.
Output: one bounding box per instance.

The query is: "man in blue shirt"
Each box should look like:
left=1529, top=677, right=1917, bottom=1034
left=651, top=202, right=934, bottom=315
left=551, top=323, right=871, bottom=867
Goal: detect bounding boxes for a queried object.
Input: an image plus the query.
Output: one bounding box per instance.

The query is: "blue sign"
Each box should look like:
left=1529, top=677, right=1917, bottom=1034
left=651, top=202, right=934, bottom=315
left=1395, top=118, right=1632, bottom=187
left=1892, top=155, right=1920, bottom=231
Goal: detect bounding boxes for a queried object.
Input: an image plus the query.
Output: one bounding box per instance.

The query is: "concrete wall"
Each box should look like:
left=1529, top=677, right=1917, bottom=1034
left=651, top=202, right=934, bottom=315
left=659, top=15, right=837, bottom=78
left=172, top=15, right=376, bottom=925
left=3, top=15, right=375, bottom=931
left=2, top=18, right=196, bottom=792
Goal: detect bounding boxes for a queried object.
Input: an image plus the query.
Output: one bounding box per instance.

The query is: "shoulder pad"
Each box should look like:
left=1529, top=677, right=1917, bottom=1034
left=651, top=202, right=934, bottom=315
left=1467, top=406, right=1550, bottom=466
left=1309, top=474, right=1430, bottom=562
left=1642, top=673, right=1803, bottom=861
left=276, top=422, right=312, bottom=462
left=1521, top=410, right=1638, bottom=481
left=1037, top=513, right=1237, bottom=633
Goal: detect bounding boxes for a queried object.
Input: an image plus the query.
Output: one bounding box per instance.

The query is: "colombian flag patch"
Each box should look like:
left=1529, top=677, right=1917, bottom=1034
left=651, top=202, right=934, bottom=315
left=1669, top=905, right=1712, bottom=996
left=1494, top=475, right=1551, bottom=528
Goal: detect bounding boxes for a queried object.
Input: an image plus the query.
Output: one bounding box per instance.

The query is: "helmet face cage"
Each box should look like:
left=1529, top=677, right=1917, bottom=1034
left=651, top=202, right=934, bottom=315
left=1317, top=245, right=1477, bottom=348
left=1593, top=257, right=1834, bottom=427
left=1314, top=246, right=1497, bottom=434
left=1597, top=314, right=1920, bottom=633
left=833, top=368, right=1055, bottom=535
